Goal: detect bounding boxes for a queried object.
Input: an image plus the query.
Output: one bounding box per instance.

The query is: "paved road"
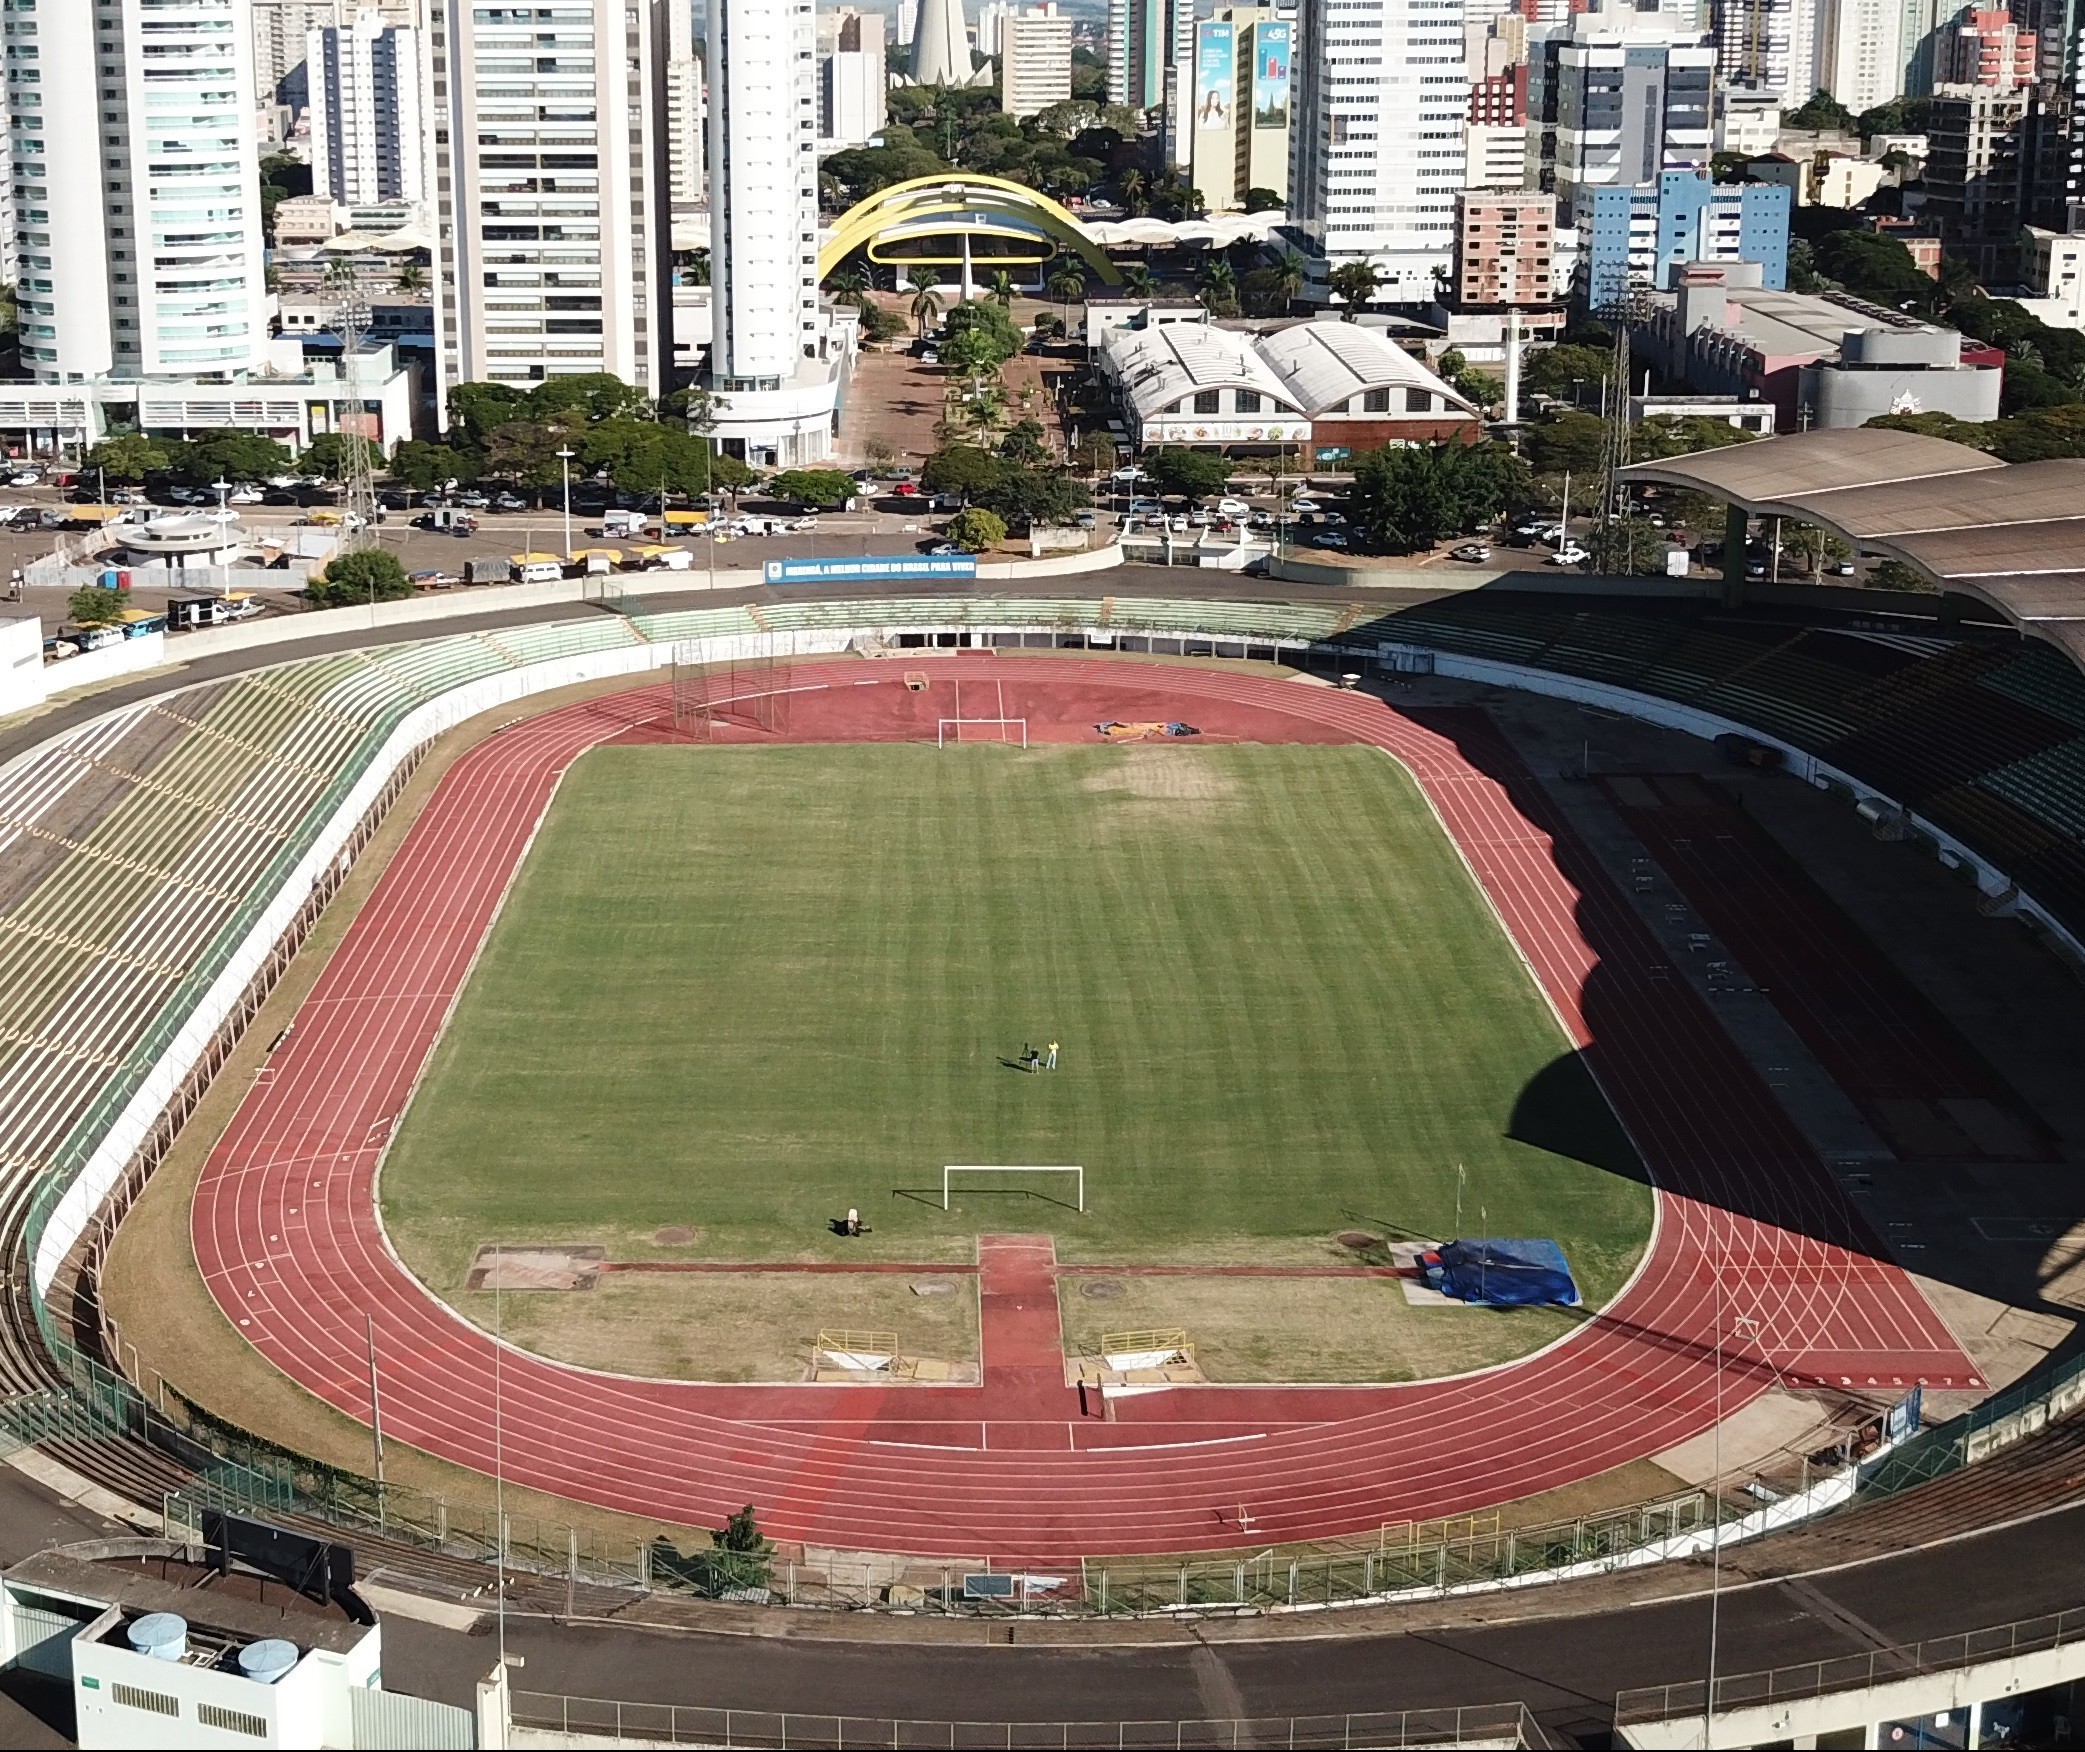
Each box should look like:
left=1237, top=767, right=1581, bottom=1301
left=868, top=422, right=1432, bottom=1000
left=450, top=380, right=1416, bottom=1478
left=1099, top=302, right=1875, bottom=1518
left=0, top=1448, right=2075, bottom=1745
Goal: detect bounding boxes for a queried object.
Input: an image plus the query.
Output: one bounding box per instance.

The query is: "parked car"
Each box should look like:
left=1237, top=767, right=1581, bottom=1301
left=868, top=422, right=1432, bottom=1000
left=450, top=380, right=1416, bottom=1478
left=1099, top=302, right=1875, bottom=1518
left=457, top=490, right=490, bottom=508
left=1312, top=530, right=1349, bottom=549
left=1109, top=465, right=1148, bottom=485
left=891, top=481, right=921, bottom=497
left=1215, top=496, right=1252, bottom=517
left=1290, top=496, right=1322, bottom=514
left=926, top=541, right=963, bottom=556
left=410, top=569, right=460, bottom=588
left=492, top=492, right=527, bottom=512
left=227, top=486, right=264, bottom=505
left=8, top=470, right=41, bottom=488
left=1549, top=542, right=1591, bottom=567
left=1074, top=510, right=1097, bottom=528
left=1828, top=559, right=1857, bottom=576
left=1127, top=496, right=1163, bottom=515
left=1450, top=542, right=1492, bottom=563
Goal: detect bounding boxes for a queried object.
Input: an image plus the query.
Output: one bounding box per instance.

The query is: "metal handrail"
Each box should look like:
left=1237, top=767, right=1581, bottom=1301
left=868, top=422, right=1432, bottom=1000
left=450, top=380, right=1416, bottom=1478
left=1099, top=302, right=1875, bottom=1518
left=1613, top=1605, right=2085, bottom=1725
left=507, top=1692, right=1543, bottom=1750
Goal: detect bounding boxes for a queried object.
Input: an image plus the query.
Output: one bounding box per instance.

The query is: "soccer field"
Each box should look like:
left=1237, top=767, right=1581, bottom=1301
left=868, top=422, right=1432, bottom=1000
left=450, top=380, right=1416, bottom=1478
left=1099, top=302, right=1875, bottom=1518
left=380, top=741, right=1653, bottom=1329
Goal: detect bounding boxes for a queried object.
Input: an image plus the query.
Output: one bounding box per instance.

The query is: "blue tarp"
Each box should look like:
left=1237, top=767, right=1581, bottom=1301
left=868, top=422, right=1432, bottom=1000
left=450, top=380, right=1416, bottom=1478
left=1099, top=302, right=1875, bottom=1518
left=1420, top=1238, right=1581, bottom=1307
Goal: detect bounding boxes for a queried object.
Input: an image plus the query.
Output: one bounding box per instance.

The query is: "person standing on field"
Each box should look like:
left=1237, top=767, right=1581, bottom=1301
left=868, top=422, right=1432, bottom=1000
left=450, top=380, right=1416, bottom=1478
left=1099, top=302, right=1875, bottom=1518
left=1047, top=1041, right=1059, bottom=1071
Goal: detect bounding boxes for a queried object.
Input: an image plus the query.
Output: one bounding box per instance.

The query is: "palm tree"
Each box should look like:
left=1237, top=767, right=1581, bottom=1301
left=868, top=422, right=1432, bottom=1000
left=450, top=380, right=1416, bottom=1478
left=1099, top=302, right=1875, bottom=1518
left=395, top=261, right=427, bottom=294
left=986, top=270, right=1016, bottom=310
left=1197, top=257, right=1237, bottom=315
left=829, top=263, right=869, bottom=301
left=908, top=267, right=944, bottom=337
left=1046, top=260, right=1085, bottom=328
left=1328, top=261, right=1380, bottom=319
left=1119, top=168, right=1147, bottom=216
left=1122, top=262, right=1154, bottom=299
left=1275, top=250, right=1306, bottom=310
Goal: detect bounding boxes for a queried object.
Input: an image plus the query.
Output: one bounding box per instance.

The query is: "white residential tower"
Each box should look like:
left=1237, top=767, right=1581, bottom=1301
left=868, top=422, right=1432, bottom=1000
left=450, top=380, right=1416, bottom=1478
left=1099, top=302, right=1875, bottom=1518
left=308, top=8, right=425, bottom=207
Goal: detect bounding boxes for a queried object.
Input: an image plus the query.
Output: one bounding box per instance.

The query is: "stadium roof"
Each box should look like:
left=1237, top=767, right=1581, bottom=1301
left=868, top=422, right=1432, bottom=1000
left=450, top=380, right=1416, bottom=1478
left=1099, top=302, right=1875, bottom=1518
left=1618, top=429, right=2085, bottom=666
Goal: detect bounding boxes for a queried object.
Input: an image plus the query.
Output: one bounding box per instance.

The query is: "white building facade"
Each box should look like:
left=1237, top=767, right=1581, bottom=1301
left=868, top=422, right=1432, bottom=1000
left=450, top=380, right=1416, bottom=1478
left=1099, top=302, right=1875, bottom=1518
left=308, top=9, right=425, bottom=206
left=423, top=0, right=673, bottom=398
left=707, top=0, right=846, bottom=463
left=666, top=0, right=706, bottom=206
left=1290, top=0, right=1470, bottom=301
left=1002, top=5, right=1076, bottom=120
left=821, top=10, right=889, bottom=147
left=9, top=0, right=272, bottom=385
left=1816, top=0, right=1905, bottom=112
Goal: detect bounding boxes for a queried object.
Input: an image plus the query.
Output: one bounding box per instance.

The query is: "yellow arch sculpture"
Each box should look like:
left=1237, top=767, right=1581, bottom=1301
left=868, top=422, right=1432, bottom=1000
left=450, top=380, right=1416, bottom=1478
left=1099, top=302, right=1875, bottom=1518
left=820, top=174, right=1123, bottom=286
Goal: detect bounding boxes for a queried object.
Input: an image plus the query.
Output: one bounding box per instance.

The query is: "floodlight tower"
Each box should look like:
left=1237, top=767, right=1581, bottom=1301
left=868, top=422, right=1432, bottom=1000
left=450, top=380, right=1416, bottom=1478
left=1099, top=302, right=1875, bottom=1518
left=334, top=280, right=379, bottom=556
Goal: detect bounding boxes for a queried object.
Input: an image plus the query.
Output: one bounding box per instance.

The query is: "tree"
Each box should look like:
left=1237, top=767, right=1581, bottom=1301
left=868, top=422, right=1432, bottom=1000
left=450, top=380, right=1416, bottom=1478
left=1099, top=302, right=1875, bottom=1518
left=1523, top=411, right=1606, bottom=475
left=388, top=439, right=477, bottom=490
left=83, top=434, right=170, bottom=483
left=908, top=268, right=945, bottom=337
left=1630, top=416, right=1759, bottom=462
left=977, top=467, right=1089, bottom=528
left=1349, top=441, right=1527, bottom=554
left=300, top=432, right=377, bottom=480
left=1811, top=230, right=1930, bottom=297
left=985, top=270, right=1017, bottom=309
left=1786, top=89, right=1856, bottom=132
left=1046, top=260, right=1086, bottom=322
left=1519, top=343, right=1613, bottom=400
left=999, top=418, right=1048, bottom=466
left=1872, top=558, right=1937, bottom=592
left=945, top=506, right=1008, bottom=551
left=1244, top=186, right=1284, bottom=213
left=527, top=373, right=651, bottom=423
left=1196, top=257, right=1238, bottom=317
left=864, top=436, right=896, bottom=470
left=1142, top=447, right=1233, bottom=500
left=1328, top=261, right=1380, bottom=318
left=920, top=443, right=1010, bottom=501
left=308, top=547, right=412, bottom=608
left=395, top=262, right=428, bottom=293
left=1120, top=262, right=1154, bottom=299
left=1238, top=267, right=1290, bottom=317
left=769, top=468, right=855, bottom=508
left=68, top=585, right=123, bottom=627
left=175, top=429, right=293, bottom=487
left=484, top=419, right=580, bottom=493
left=1584, top=516, right=1670, bottom=576
left=447, top=381, right=532, bottom=447
left=579, top=418, right=713, bottom=498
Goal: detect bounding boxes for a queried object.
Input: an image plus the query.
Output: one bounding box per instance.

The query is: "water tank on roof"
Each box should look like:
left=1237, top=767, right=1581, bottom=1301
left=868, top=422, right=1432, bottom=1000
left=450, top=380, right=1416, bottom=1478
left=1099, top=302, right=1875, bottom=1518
left=126, top=1613, right=187, bottom=1662
left=236, top=1638, right=299, bottom=1685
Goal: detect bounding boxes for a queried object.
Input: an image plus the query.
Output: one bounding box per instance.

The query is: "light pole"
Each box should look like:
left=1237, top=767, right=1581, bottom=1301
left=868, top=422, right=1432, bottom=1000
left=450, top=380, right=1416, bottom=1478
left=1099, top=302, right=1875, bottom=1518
left=555, top=446, right=575, bottom=562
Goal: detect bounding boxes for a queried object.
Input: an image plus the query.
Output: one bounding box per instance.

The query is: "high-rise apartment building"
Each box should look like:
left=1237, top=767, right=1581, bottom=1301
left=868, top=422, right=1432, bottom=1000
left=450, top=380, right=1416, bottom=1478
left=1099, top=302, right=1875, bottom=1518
left=1713, top=0, right=1819, bottom=107
left=1109, top=0, right=1170, bottom=108
left=10, top=0, right=271, bottom=384
left=1290, top=0, right=1471, bottom=300
left=1183, top=10, right=1293, bottom=211
left=822, top=9, right=889, bottom=146
left=1582, top=170, right=1790, bottom=306
left=308, top=9, right=425, bottom=207
left=665, top=0, right=705, bottom=206
left=423, top=0, right=671, bottom=397
left=1002, top=5, right=1076, bottom=119
left=705, top=0, right=845, bottom=464
left=1530, top=22, right=1715, bottom=225
left=1926, top=82, right=2034, bottom=272
left=252, top=1, right=345, bottom=102
left=1939, top=8, right=2039, bottom=88
left=1456, top=192, right=1558, bottom=306
left=1816, top=0, right=1906, bottom=111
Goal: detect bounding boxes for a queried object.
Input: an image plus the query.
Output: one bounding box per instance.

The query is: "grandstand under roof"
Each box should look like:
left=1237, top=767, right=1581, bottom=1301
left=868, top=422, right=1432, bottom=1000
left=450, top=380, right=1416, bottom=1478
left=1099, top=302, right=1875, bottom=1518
left=1618, top=429, right=2085, bottom=665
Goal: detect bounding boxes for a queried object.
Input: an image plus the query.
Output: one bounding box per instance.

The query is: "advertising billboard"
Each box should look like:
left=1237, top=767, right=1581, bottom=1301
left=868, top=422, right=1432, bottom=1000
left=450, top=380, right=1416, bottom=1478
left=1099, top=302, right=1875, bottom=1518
left=763, top=556, right=979, bottom=583
left=1195, top=21, right=1233, bottom=132
left=1253, top=22, right=1291, bottom=131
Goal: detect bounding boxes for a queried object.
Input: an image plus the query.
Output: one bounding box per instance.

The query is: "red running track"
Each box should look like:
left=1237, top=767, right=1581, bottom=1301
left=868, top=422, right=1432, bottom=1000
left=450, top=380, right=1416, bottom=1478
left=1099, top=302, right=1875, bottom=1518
left=191, top=661, right=1979, bottom=1562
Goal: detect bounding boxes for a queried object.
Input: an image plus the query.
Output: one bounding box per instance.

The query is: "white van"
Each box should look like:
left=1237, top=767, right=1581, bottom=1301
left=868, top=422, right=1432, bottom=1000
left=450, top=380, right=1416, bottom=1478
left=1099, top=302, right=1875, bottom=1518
left=517, top=559, right=565, bottom=584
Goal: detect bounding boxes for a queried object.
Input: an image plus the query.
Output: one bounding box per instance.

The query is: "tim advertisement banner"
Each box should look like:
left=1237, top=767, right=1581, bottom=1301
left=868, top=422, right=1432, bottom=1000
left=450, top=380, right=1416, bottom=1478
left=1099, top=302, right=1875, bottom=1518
left=1254, top=22, right=1291, bottom=131
left=1195, top=21, right=1234, bottom=131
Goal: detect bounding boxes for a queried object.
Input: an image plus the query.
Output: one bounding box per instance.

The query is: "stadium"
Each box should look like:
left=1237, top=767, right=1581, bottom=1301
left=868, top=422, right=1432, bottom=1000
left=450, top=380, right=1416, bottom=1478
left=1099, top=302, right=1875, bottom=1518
left=3, top=430, right=2085, bottom=1741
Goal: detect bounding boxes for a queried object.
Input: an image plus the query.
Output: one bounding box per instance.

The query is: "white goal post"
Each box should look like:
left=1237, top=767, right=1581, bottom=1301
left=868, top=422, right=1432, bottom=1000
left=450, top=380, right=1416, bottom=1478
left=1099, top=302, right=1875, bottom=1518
left=937, top=717, right=1029, bottom=747
left=942, top=1165, right=1084, bottom=1211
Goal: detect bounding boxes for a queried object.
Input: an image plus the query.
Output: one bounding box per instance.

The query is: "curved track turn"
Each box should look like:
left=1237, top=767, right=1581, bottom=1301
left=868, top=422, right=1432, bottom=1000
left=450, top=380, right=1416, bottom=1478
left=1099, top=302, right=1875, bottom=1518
left=191, top=660, right=1976, bottom=1560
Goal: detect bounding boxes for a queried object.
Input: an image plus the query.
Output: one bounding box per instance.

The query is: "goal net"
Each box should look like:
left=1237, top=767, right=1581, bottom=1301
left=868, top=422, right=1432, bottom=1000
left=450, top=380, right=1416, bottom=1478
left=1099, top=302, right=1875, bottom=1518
left=672, top=645, right=785, bottom=738
left=942, top=1165, right=1084, bottom=1211
left=936, top=676, right=1027, bottom=747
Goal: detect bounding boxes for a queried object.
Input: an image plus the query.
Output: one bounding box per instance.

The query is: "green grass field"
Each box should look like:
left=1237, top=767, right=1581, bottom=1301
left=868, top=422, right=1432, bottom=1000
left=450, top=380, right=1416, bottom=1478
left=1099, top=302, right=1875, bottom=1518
left=381, top=742, right=1653, bottom=1336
